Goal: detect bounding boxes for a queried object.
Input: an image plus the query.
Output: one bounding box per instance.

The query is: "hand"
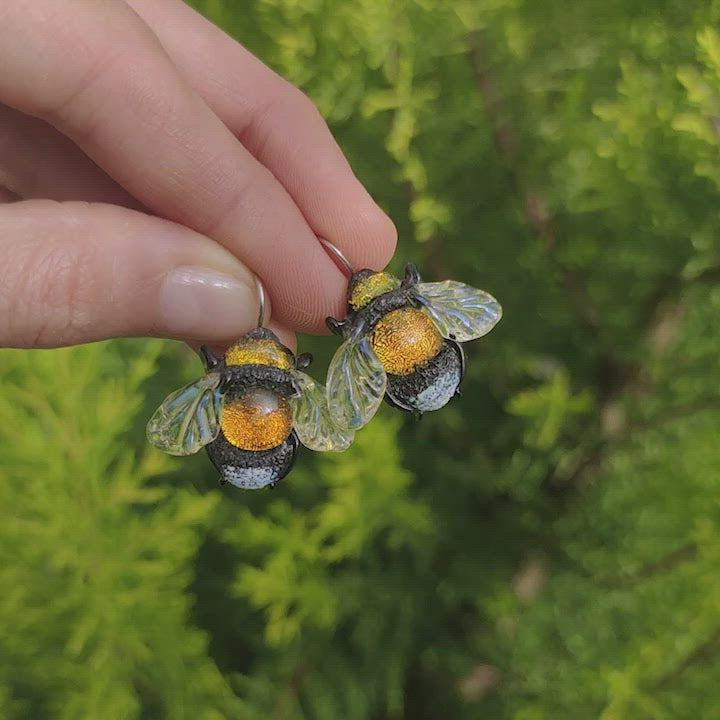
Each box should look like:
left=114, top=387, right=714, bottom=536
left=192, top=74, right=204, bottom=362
left=0, top=0, right=396, bottom=349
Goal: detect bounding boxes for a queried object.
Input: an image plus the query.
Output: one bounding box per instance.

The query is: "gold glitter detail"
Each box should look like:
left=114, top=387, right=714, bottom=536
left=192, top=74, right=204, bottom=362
left=349, top=272, right=401, bottom=310
left=225, top=338, right=293, bottom=369
left=221, top=388, right=293, bottom=450
left=371, top=308, right=443, bottom=375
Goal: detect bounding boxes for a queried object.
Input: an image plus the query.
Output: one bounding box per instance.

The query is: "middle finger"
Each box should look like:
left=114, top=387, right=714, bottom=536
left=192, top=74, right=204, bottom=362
left=0, top=0, right=346, bottom=331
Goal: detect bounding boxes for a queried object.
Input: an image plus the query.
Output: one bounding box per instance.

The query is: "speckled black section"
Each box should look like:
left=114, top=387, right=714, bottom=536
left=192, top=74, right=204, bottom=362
left=206, top=429, right=300, bottom=489
left=355, top=288, right=417, bottom=331
left=329, top=288, right=416, bottom=340
left=221, top=364, right=297, bottom=401
left=385, top=340, right=464, bottom=414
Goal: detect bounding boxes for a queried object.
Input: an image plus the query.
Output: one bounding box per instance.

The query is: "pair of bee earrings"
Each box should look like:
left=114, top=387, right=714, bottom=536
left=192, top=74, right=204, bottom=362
left=147, top=241, right=502, bottom=489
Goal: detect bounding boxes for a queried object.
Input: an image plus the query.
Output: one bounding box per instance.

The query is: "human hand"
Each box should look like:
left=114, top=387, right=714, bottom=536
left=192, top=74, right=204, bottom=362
left=0, top=0, right=396, bottom=349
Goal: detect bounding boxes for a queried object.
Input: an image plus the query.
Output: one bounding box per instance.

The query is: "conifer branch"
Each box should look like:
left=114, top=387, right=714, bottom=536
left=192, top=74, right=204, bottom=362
left=653, top=625, right=720, bottom=691
left=467, top=29, right=602, bottom=336
left=596, top=543, right=697, bottom=589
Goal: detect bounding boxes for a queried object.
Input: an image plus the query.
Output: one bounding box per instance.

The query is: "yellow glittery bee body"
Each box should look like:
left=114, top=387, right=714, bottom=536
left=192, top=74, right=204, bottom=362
left=326, top=263, right=502, bottom=430
left=147, top=327, right=353, bottom=490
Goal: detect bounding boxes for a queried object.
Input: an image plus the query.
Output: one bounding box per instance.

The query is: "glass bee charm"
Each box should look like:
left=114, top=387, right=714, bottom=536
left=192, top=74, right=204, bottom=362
left=324, top=255, right=502, bottom=431
left=147, top=283, right=353, bottom=489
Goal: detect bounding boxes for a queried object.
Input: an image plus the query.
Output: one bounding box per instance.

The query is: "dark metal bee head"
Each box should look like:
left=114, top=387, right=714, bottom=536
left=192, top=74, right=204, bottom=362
left=325, top=262, right=502, bottom=430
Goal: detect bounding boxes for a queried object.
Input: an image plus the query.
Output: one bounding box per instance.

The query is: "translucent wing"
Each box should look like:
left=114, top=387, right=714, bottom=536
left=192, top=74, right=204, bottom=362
left=289, top=371, right=355, bottom=452
left=326, top=335, right=386, bottom=430
left=415, top=280, right=502, bottom=342
left=146, top=373, right=224, bottom=456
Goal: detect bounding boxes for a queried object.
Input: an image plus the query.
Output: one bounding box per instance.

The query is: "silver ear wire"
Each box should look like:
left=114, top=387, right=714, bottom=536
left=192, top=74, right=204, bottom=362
left=319, top=238, right=354, bottom=278
left=255, top=276, right=266, bottom=328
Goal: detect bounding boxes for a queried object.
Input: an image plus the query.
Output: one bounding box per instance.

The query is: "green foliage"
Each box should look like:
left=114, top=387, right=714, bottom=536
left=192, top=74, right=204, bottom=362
left=4, top=0, right=720, bottom=717
left=0, top=343, right=243, bottom=719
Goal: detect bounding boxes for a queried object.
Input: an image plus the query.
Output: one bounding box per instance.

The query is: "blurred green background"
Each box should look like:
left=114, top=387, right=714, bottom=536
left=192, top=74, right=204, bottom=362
left=3, top=0, right=720, bottom=717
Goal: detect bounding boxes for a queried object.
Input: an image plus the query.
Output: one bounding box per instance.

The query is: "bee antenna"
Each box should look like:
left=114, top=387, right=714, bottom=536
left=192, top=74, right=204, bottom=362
left=319, top=238, right=354, bottom=278
left=255, top=275, right=266, bottom=327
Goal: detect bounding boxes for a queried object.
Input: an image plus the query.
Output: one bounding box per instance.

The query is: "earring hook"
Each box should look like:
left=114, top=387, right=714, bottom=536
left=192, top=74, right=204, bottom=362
left=320, top=238, right=354, bottom=278
left=255, top=275, right=266, bottom=328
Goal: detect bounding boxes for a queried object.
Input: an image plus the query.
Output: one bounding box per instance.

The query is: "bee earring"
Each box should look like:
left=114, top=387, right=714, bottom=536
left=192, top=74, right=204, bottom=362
left=321, top=240, right=502, bottom=431
left=147, top=277, right=353, bottom=489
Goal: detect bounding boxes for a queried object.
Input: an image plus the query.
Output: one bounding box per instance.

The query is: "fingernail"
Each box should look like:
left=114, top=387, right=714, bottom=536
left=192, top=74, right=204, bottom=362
left=158, top=266, right=258, bottom=339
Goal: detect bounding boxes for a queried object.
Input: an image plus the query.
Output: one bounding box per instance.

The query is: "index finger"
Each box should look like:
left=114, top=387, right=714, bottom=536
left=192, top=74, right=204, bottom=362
left=126, top=0, right=397, bottom=276
left=0, top=0, right=345, bottom=331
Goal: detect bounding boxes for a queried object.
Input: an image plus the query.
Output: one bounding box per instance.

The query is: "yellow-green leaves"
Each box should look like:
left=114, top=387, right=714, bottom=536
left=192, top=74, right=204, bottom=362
left=225, top=415, right=434, bottom=646
left=508, top=367, right=593, bottom=451
left=0, top=343, right=239, bottom=720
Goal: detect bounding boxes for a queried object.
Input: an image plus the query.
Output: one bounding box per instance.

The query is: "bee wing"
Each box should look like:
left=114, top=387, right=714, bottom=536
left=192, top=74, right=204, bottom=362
left=415, top=280, right=502, bottom=342
left=289, top=371, right=355, bottom=452
left=146, top=373, right=224, bottom=456
left=326, top=335, right=387, bottom=430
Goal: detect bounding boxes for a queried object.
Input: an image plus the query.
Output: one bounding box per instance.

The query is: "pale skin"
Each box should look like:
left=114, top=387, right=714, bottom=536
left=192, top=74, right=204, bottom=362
left=0, top=0, right=397, bottom=350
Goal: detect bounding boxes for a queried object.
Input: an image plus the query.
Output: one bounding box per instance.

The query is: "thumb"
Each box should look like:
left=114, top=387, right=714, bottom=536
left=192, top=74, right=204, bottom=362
left=0, top=200, right=267, bottom=348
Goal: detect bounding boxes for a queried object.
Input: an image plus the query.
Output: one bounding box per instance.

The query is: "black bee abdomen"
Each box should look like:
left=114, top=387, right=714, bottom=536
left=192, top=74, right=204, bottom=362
left=385, top=340, right=464, bottom=414
left=206, top=430, right=299, bottom=489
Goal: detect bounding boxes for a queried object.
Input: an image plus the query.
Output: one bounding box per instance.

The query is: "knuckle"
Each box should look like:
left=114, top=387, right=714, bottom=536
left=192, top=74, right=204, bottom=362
left=202, top=166, right=259, bottom=238
left=33, top=7, right=154, bottom=144
left=38, top=44, right=124, bottom=132
left=282, top=85, right=333, bottom=138
left=241, top=82, right=325, bottom=158
left=5, top=221, right=98, bottom=347
left=285, top=84, right=323, bottom=120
